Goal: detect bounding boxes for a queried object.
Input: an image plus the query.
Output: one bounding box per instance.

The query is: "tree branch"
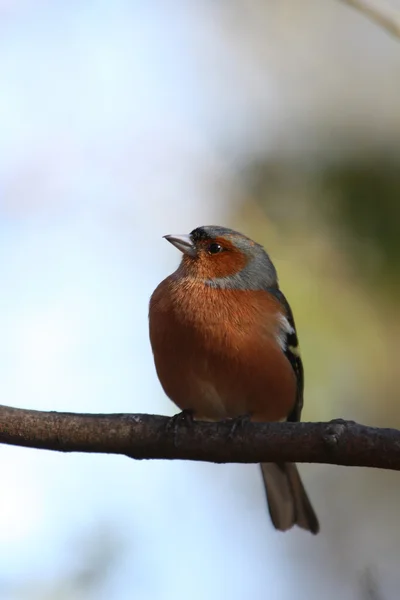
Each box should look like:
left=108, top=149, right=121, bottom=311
left=0, top=404, right=399, bottom=470
left=340, top=0, right=400, bottom=40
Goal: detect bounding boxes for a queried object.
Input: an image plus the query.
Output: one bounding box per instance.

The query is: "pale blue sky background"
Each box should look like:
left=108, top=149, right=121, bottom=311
left=1, top=1, right=395, bottom=598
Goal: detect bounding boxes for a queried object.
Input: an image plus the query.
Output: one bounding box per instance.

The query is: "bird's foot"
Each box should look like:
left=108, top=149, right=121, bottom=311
left=225, top=414, right=251, bottom=440
left=166, top=409, right=194, bottom=446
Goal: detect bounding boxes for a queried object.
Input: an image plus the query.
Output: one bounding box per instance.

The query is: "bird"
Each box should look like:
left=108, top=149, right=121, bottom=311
left=148, top=225, right=319, bottom=534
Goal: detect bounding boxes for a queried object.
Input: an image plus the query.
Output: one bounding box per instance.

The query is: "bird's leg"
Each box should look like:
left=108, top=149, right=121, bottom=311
left=225, top=414, right=252, bottom=440
left=166, top=409, right=194, bottom=446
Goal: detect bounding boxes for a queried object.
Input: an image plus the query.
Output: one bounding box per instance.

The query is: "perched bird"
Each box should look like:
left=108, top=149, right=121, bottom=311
left=149, top=225, right=319, bottom=534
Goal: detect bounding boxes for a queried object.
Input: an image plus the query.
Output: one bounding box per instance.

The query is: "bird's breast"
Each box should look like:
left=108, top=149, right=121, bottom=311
left=149, top=276, right=297, bottom=421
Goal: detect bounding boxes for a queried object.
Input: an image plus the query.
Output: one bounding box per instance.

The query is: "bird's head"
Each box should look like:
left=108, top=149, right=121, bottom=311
left=164, top=225, right=278, bottom=290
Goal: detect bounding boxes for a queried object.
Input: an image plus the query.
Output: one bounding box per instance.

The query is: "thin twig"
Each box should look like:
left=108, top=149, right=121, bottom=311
left=0, top=404, right=399, bottom=469
left=340, top=0, right=400, bottom=39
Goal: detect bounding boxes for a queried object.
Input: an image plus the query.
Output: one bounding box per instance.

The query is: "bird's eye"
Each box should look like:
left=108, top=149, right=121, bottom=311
left=207, top=243, right=223, bottom=255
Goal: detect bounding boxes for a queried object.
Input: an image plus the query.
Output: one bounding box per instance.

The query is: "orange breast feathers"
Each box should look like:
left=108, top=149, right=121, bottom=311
left=149, top=276, right=297, bottom=422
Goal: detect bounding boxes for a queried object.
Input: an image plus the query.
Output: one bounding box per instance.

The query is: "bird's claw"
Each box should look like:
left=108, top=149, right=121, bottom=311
left=166, top=409, right=194, bottom=446
left=226, top=414, right=251, bottom=440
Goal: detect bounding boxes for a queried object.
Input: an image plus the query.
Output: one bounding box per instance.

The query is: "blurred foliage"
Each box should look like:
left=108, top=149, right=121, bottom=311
left=245, top=154, right=400, bottom=298
left=323, top=157, right=400, bottom=296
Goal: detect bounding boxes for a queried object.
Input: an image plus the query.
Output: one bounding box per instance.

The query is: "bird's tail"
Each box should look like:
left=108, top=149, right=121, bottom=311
left=260, top=462, right=319, bottom=534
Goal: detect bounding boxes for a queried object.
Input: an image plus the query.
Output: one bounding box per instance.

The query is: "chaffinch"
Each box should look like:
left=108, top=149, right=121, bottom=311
left=149, top=225, right=319, bottom=534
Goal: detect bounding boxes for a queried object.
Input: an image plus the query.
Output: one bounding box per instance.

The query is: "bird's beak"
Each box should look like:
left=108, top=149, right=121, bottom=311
left=163, top=234, right=197, bottom=257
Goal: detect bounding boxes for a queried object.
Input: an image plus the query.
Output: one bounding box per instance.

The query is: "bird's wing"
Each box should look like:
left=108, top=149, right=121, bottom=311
left=266, top=287, right=304, bottom=422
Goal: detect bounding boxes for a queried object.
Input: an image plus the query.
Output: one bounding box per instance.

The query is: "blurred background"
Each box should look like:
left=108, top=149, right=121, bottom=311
left=1, top=0, right=400, bottom=598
